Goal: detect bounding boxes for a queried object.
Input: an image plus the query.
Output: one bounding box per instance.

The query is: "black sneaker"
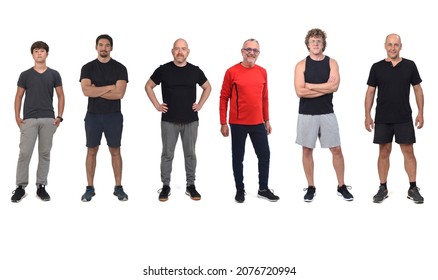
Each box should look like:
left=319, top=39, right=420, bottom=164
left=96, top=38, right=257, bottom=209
left=186, top=185, right=201, bottom=200
left=373, top=186, right=388, bottom=203
left=303, top=186, right=316, bottom=202
left=81, top=186, right=95, bottom=202
left=407, top=187, right=424, bottom=204
left=11, top=186, right=26, bottom=203
left=337, top=185, right=353, bottom=201
left=113, top=186, right=128, bottom=201
left=257, top=189, right=280, bottom=202
left=158, top=185, right=171, bottom=202
left=235, top=189, right=246, bottom=203
left=36, top=184, right=51, bottom=201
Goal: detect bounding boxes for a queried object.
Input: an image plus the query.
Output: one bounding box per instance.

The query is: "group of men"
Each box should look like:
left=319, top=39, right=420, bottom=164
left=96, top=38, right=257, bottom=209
left=11, top=29, right=425, bottom=205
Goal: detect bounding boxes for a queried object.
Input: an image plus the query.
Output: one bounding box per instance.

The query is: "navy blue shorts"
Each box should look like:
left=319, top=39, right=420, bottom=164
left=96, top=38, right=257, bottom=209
left=373, top=121, right=416, bottom=144
left=85, top=112, right=123, bottom=147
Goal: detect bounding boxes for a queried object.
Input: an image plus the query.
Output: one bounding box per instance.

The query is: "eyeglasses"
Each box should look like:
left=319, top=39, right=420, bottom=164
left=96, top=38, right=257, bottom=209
left=242, top=48, right=260, bottom=54
left=308, top=39, right=323, bottom=45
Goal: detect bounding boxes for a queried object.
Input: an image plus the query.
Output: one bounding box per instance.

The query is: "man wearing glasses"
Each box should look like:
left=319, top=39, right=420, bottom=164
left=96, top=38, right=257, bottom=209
left=220, top=38, right=279, bottom=203
left=294, top=28, right=353, bottom=202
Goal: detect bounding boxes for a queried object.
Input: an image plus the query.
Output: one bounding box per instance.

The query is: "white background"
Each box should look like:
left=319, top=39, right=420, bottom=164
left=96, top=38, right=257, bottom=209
left=1, top=0, right=437, bottom=279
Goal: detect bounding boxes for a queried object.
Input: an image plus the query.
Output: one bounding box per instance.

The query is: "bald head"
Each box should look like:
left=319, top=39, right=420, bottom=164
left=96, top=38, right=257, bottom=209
left=173, top=38, right=188, bottom=49
left=172, top=38, right=190, bottom=66
left=384, top=33, right=402, bottom=61
left=385, top=33, right=401, bottom=44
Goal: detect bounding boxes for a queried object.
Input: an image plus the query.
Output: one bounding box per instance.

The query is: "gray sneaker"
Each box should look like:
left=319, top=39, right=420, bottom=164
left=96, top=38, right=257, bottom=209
left=373, top=186, right=388, bottom=203
left=407, top=187, right=424, bottom=204
left=81, top=186, right=95, bottom=202
left=113, top=186, right=128, bottom=201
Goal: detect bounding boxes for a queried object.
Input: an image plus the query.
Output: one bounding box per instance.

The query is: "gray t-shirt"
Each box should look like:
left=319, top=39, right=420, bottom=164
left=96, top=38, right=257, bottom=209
left=17, top=67, right=62, bottom=119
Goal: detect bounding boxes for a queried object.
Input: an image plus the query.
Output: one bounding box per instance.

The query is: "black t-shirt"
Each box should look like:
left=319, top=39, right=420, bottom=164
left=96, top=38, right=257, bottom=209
left=367, top=58, right=422, bottom=124
left=150, top=62, right=208, bottom=123
left=80, top=58, right=128, bottom=114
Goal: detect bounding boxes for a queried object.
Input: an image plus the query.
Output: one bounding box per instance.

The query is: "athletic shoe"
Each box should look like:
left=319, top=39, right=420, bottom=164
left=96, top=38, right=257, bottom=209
left=113, top=186, right=128, bottom=201
left=373, top=186, right=388, bottom=203
left=303, top=186, right=316, bottom=202
left=337, top=185, right=353, bottom=201
left=185, top=185, right=201, bottom=200
left=81, top=186, right=95, bottom=202
left=257, top=189, right=280, bottom=202
left=235, top=189, right=246, bottom=203
left=11, top=186, right=26, bottom=203
left=158, top=185, right=171, bottom=202
left=407, top=187, right=424, bottom=204
left=36, top=184, right=51, bottom=201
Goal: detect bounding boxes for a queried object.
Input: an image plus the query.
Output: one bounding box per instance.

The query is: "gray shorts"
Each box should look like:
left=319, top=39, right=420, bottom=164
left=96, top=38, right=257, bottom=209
left=295, top=113, right=341, bottom=148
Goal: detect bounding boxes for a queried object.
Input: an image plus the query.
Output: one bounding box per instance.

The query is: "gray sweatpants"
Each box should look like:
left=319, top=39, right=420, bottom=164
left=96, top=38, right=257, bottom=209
left=160, top=121, right=198, bottom=186
left=16, top=118, right=57, bottom=187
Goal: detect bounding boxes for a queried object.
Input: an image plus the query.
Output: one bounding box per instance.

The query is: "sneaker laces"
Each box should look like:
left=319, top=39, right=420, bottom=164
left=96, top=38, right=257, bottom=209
left=12, top=188, right=22, bottom=195
left=260, top=188, right=275, bottom=194
left=85, top=188, right=94, bottom=194
left=12, top=186, right=24, bottom=196
left=115, top=187, right=126, bottom=195
left=158, top=187, right=171, bottom=195
left=37, top=185, right=49, bottom=194
left=339, top=185, right=352, bottom=194
left=186, top=185, right=198, bottom=194
left=236, top=189, right=246, bottom=195
left=409, top=187, right=421, bottom=195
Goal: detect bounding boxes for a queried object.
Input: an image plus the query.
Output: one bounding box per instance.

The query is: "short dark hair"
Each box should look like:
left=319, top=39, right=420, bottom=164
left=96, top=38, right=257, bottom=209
left=30, top=41, right=49, bottom=54
left=96, top=34, right=113, bottom=47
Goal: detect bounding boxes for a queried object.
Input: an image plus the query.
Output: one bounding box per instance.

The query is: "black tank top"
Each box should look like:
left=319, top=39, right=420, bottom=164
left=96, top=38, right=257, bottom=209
left=298, top=55, right=334, bottom=115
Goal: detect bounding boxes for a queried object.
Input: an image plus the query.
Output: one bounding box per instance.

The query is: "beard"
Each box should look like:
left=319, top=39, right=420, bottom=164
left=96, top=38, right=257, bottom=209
left=100, top=51, right=108, bottom=58
left=246, top=57, right=256, bottom=64
left=175, top=56, right=186, bottom=64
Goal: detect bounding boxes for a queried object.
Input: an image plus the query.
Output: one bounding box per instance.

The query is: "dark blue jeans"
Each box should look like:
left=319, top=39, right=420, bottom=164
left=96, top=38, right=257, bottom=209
left=230, top=124, right=270, bottom=191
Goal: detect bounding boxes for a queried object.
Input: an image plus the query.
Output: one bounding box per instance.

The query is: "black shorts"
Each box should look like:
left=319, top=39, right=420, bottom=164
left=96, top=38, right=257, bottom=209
left=85, top=111, right=123, bottom=148
left=373, top=121, right=416, bottom=144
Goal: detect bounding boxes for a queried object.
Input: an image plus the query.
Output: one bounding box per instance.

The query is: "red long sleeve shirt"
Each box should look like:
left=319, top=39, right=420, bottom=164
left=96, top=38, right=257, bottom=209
left=219, top=63, right=269, bottom=125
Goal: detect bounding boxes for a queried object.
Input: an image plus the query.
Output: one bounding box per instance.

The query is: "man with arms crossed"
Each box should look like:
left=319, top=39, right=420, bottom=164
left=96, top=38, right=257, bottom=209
left=294, top=28, right=353, bottom=202
left=80, top=34, right=129, bottom=202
